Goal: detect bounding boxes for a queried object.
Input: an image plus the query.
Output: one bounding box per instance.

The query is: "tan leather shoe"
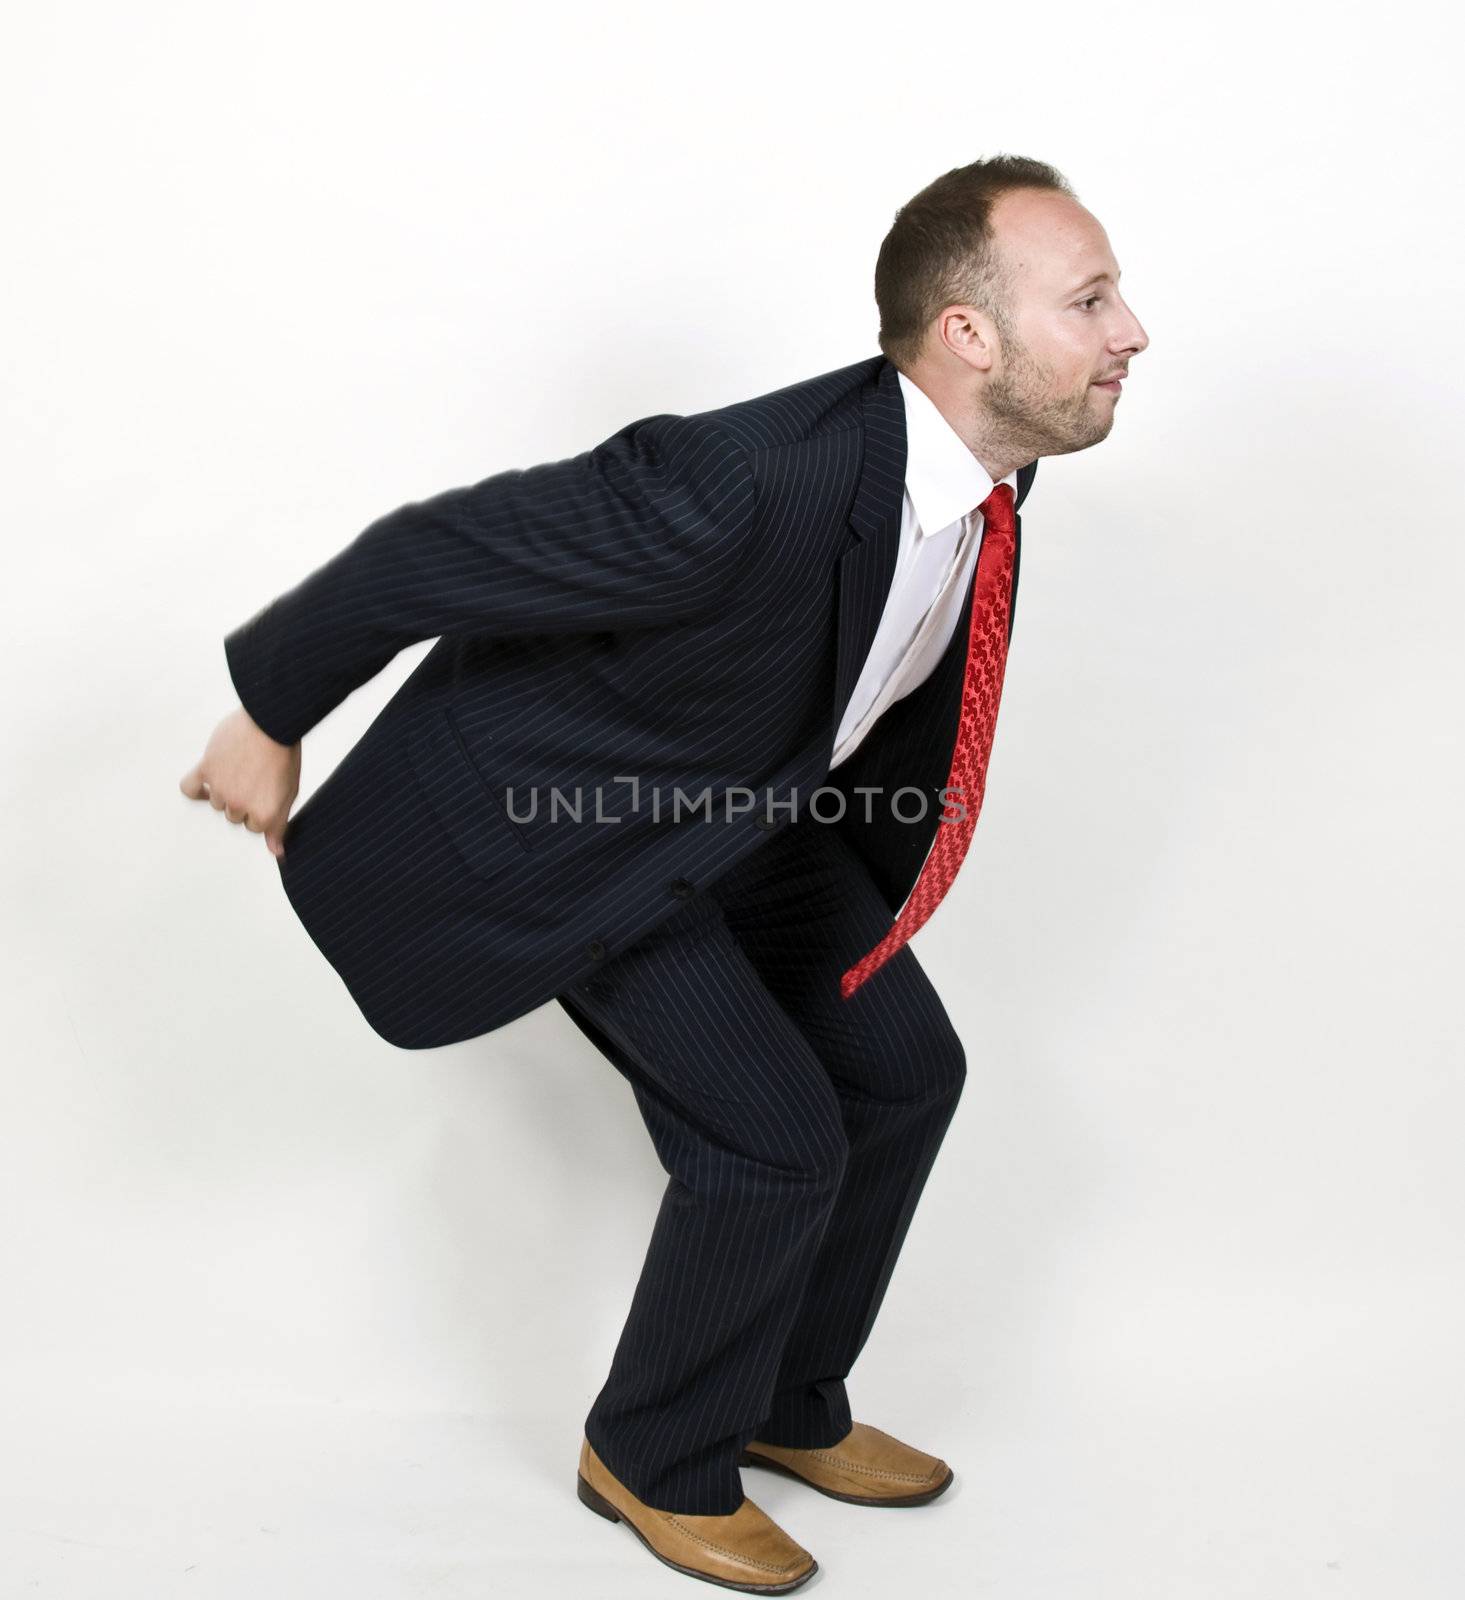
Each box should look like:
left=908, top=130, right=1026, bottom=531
left=577, top=1436, right=818, bottom=1593
left=739, top=1420, right=954, bottom=1506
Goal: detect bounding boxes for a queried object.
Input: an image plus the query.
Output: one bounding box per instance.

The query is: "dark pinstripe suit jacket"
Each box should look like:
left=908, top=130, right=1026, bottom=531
left=223, top=353, right=1037, bottom=1049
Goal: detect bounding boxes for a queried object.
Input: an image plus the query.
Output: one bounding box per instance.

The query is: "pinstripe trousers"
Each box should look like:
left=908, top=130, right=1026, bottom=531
left=558, top=809, right=967, bottom=1515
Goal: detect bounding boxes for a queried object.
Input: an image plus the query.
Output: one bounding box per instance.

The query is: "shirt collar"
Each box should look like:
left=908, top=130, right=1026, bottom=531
left=897, top=368, right=1017, bottom=537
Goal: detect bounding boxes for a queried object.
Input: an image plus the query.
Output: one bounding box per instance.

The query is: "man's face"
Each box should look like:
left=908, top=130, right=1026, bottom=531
left=975, top=188, right=1149, bottom=459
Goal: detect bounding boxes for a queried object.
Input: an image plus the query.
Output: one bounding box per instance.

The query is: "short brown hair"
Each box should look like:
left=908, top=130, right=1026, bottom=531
left=875, top=155, right=1076, bottom=371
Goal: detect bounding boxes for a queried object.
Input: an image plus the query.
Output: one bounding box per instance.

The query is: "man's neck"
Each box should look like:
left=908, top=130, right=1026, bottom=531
left=899, top=363, right=1025, bottom=485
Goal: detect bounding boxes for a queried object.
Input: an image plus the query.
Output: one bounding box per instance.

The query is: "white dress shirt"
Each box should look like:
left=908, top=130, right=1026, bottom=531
left=828, top=370, right=1018, bottom=769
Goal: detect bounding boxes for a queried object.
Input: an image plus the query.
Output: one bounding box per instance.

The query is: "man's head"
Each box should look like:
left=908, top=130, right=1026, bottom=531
left=875, top=156, right=1149, bottom=476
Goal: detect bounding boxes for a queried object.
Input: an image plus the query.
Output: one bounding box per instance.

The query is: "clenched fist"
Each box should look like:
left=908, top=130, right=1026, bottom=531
left=180, top=707, right=301, bottom=859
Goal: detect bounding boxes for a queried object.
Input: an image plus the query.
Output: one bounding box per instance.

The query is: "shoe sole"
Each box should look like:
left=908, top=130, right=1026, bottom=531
left=738, top=1448, right=955, bottom=1507
left=577, top=1471, right=818, bottom=1594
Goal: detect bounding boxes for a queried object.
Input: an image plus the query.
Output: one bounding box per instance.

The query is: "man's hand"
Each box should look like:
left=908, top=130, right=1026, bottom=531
left=180, top=707, right=301, bottom=860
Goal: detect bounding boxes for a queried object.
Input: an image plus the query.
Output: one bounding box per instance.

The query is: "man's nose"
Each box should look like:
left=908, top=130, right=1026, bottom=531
left=1120, top=302, right=1149, bottom=354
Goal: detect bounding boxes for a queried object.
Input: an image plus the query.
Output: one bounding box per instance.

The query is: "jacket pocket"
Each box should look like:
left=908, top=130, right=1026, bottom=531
left=406, top=703, right=535, bottom=873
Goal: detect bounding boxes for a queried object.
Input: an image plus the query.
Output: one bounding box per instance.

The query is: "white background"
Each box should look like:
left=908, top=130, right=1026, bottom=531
left=3, top=2, right=1461, bottom=1595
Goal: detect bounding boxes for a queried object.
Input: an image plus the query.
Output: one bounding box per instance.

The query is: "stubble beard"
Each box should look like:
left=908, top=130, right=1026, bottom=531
left=982, top=324, right=1114, bottom=460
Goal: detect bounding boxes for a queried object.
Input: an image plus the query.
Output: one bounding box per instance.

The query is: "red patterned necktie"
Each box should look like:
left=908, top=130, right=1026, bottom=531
left=840, top=481, right=1018, bottom=1000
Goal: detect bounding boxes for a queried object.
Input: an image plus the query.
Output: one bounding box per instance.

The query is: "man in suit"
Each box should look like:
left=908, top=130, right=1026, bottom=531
left=182, top=154, right=1147, bottom=1592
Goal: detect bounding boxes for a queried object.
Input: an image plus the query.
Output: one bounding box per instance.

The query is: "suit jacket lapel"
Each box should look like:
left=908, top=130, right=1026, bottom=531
left=827, top=357, right=906, bottom=754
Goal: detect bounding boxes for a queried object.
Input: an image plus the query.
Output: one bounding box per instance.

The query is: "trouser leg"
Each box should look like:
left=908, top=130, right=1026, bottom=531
left=704, top=816, right=969, bottom=1448
left=559, top=886, right=853, bottom=1515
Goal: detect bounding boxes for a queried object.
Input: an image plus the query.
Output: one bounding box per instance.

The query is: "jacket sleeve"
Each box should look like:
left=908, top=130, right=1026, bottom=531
left=222, top=411, right=758, bottom=746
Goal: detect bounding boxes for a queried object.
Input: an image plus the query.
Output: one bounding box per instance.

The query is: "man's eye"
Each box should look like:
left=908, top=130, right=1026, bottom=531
left=1077, top=296, right=1100, bottom=311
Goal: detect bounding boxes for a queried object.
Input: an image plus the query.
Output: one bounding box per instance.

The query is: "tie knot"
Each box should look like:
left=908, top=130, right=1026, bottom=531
left=977, top=482, right=1016, bottom=531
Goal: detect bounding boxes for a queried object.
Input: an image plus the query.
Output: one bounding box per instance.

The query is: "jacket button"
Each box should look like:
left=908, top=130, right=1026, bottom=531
left=754, top=814, right=778, bottom=831
left=587, top=939, right=606, bottom=961
left=668, top=877, right=695, bottom=898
